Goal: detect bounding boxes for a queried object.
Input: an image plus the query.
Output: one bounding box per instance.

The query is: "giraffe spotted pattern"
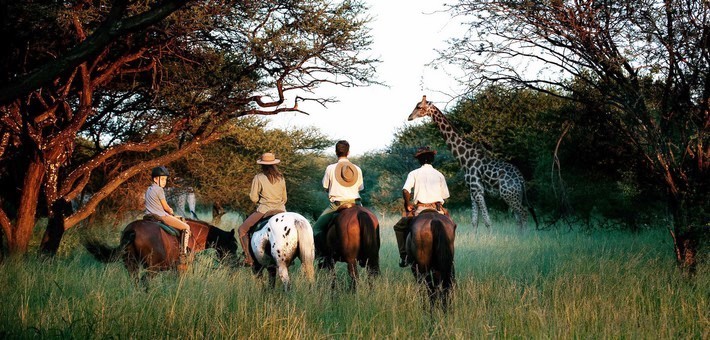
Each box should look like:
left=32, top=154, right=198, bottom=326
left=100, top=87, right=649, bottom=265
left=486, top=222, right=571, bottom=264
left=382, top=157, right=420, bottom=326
left=408, top=96, right=536, bottom=230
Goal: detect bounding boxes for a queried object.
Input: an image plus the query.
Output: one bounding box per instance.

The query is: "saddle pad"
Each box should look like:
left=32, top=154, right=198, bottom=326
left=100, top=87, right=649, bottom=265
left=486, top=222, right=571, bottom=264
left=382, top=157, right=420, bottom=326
left=253, top=218, right=270, bottom=233
left=143, top=214, right=179, bottom=236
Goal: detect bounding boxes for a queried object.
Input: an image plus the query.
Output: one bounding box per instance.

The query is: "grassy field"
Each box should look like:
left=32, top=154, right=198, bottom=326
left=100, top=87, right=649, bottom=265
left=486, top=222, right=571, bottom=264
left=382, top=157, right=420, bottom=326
left=1, top=211, right=707, bottom=339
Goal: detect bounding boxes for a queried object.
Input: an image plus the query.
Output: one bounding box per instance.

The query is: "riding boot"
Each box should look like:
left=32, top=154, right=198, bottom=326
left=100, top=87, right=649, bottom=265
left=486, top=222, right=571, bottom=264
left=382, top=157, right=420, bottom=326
left=239, top=234, right=254, bottom=267
left=178, top=229, right=190, bottom=273
left=394, top=229, right=410, bottom=267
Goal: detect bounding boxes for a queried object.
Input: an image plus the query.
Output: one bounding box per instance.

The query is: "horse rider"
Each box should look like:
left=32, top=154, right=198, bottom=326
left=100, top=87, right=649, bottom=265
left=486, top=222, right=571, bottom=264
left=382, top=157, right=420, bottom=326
left=145, top=166, right=191, bottom=261
left=237, top=152, right=287, bottom=267
left=313, top=140, right=364, bottom=254
left=392, top=146, right=450, bottom=267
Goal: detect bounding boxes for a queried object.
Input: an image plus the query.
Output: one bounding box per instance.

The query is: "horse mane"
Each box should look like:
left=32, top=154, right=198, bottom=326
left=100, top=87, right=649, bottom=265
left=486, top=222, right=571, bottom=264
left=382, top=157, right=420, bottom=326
left=185, top=218, right=211, bottom=227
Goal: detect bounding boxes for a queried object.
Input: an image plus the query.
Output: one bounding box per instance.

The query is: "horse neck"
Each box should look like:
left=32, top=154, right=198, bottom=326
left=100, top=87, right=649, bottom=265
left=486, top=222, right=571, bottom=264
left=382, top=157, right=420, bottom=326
left=187, top=220, right=211, bottom=248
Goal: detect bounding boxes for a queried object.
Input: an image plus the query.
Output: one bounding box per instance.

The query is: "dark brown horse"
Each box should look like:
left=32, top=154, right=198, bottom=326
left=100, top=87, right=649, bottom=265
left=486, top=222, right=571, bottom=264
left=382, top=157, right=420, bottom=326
left=321, top=205, right=380, bottom=290
left=406, top=211, right=456, bottom=311
left=84, top=218, right=238, bottom=285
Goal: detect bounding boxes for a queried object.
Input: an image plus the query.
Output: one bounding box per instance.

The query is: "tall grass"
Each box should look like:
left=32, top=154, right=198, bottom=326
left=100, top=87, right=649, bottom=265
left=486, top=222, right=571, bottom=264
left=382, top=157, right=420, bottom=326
left=1, top=211, right=707, bottom=339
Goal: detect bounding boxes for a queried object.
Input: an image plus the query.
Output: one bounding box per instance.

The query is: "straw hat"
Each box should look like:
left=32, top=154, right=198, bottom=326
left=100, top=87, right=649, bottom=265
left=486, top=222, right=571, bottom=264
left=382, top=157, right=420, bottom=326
left=413, top=146, right=437, bottom=158
left=256, top=152, right=280, bottom=165
left=335, top=161, right=358, bottom=187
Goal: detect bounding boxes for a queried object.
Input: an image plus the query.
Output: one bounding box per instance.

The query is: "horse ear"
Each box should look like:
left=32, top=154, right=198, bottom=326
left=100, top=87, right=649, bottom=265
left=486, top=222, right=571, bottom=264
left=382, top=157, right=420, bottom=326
left=230, top=229, right=235, bottom=235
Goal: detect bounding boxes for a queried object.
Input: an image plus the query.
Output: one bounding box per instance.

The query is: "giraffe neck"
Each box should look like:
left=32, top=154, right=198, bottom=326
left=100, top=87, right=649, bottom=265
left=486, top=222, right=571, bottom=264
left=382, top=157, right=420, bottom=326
left=429, top=107, right=483, bottom=165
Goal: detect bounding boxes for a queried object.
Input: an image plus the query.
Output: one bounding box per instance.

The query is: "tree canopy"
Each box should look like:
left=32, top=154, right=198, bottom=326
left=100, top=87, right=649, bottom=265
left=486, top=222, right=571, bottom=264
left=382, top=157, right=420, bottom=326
left=0, top=0, right=379, bottom=255
left=441, top=0, right=709, bottom=270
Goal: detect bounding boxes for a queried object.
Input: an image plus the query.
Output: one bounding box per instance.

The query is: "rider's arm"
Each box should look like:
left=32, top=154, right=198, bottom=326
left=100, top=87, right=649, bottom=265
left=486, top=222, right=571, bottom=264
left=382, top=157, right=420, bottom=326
left=160, top=199, right=174, bottom=215
left=402, top=189, right=413, bottom=212
left=249, top=175, right=261, bottom=204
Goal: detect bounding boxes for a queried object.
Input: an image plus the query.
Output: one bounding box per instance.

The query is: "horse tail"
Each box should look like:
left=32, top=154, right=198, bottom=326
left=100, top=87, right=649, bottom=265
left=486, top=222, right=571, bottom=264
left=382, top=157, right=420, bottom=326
left=432, top=218, right=454, bottom=287
left=83, top=230, right=134, bottom=263
left=294, top=215, right=315, bottom=282
left=358, top=210, right=380, bottom=265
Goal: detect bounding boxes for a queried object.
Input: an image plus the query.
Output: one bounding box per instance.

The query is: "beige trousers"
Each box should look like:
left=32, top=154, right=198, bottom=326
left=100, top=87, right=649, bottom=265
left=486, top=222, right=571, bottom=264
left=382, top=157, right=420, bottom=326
left=159, top=214, right=190, bottom=230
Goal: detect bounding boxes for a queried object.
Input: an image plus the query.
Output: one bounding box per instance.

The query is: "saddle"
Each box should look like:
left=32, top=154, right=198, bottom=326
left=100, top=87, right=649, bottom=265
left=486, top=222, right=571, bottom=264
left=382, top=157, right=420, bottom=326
left=411, top=202, right=449, bottom=217
left=250, top=210, right=285, bottom=234
left=336, top=202, right=356, bottom=212
left=143, top=214, right=180, bottom=236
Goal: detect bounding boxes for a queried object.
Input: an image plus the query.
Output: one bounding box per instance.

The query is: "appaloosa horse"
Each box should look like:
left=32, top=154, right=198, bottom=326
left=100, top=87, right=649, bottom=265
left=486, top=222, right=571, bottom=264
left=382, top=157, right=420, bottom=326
left=320, top=205, right=380, bottom=290
left=407, top=211, right=456, bottom=311
left=249, top=212, right=316, bottom=291
left=84, top=218, right=238, bottom=286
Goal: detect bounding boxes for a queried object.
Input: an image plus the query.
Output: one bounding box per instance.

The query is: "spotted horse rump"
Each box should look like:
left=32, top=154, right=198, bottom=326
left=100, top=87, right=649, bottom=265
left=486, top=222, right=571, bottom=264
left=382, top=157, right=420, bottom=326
left=250, top=212, right=315, bottom=291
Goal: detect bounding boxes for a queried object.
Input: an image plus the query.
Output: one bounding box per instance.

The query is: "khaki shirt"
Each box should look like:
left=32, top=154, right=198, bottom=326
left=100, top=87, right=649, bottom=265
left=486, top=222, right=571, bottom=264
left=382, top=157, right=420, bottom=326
left=249, top=173, right=287, bottom=213
left=403, top=164, right=450, bottom=204
left=322, top=158, right=364, bottom=202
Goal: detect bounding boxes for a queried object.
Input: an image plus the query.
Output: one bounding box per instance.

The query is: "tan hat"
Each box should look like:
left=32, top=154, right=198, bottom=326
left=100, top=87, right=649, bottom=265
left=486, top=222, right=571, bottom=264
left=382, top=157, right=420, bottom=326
left=414, top=146, right=437, bottom=158
left=256, top=152, right=280, bottom=165
left=334, top=161, right=358, bottom=187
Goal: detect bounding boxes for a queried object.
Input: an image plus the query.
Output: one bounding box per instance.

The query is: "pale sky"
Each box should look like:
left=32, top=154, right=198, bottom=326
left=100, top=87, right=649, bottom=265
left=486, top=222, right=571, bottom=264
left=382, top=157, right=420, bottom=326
left=266, top=1, right=467, bottom=156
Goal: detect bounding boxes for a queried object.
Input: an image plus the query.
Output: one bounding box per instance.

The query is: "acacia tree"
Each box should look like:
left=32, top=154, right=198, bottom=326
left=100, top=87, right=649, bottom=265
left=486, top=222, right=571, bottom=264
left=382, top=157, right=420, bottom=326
left=180, top=118, right=331, bottom=221
left=443, top=0, right=708, bottom=271
left=0, top=0, right=378, bottom=255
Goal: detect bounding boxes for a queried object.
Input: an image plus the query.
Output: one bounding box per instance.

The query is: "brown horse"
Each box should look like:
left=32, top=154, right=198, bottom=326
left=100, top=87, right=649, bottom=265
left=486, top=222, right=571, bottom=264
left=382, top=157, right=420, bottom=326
left=84, top=218, right=238, bottom=285
left=320, top=205, right=380, bottom=290
left=406, top=211, right=456, bottom=311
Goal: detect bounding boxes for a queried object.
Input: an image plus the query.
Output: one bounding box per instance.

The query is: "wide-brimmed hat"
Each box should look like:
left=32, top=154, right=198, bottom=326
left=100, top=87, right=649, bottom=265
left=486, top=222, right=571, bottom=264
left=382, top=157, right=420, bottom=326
left=256, top=152, right=280, bottom=165
left=335, top=161, right=358, bottom=187
left=413, top=146, right=437, bottom=158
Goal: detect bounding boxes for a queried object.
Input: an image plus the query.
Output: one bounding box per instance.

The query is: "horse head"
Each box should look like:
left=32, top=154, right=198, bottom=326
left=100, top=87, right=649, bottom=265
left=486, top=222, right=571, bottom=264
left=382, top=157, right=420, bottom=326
left=188, top=219, right=238, bottom=258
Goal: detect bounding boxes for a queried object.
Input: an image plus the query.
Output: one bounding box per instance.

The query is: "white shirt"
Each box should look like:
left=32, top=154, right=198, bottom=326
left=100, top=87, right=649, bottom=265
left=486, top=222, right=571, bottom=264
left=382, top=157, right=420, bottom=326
left=323, top=158, right=364, bottom=202
left=403, top=164, right=450, bottom=204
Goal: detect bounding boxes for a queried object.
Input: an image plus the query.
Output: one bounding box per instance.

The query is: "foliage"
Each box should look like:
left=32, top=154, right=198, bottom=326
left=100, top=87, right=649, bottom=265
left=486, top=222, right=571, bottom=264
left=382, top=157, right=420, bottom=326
left=179, top=118, right=332, bottom=219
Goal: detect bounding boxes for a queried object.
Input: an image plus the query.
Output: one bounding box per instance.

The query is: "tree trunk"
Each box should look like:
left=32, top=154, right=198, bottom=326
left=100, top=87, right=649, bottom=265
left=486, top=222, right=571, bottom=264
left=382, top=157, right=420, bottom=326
left=39, top=198, right=73, bottom=255
left=9, top=160, right=44, bottom=254
left=668, top=192, right=706, bottom=276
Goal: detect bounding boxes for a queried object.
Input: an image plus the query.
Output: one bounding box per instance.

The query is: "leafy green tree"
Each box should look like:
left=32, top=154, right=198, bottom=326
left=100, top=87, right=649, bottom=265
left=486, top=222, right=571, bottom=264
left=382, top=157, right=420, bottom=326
left=443, top=0, right=709, bottom=271
left=180, top=118, right=331, bottom=221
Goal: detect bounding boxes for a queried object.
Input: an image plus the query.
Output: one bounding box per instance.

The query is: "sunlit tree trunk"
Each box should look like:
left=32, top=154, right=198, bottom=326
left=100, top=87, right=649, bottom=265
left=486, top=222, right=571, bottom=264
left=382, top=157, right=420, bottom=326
left=10, top=159, right=45, bottom=254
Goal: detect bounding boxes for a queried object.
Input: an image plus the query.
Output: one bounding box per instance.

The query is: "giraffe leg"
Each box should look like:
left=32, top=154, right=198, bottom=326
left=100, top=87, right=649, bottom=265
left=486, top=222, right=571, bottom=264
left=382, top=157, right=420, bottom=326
left=503, top=188, right=527, bottom=231
left=469, top=182, right=491, bottom=229
left=469, top=190, right=479, bottom=229
left=474, top=193, right=492, bottom=228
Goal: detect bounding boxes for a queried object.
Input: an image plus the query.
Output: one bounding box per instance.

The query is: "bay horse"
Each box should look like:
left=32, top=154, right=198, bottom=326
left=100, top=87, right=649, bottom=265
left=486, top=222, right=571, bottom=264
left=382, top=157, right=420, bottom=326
left=320, top=205, right=380, bottom=290
left=406, top=211, right=456, bottom=311
left=84, top=218, right=238, bottom=286
left=250, top=212, right=316, bottom=291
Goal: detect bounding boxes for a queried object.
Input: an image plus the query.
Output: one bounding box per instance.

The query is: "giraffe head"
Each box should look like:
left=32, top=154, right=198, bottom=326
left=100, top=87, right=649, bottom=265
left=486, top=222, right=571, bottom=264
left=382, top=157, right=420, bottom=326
left=408, top=95, right=436, bottom=121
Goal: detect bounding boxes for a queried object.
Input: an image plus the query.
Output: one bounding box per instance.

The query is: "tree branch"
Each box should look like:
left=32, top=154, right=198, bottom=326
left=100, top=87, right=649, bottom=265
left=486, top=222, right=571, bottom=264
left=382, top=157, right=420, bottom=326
left=64, top=130, right=221, bottom=229
left=0, top=0, right=187, bottom=103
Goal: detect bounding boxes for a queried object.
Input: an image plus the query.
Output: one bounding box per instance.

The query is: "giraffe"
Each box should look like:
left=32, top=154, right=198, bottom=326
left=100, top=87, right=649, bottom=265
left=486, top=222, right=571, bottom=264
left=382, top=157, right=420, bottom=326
left=408, top=95, right=536, bottom=230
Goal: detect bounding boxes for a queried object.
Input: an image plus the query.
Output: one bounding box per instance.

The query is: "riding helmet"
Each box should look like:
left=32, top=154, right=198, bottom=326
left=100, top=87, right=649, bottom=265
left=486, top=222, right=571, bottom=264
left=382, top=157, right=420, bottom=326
left=151, top=166, right=170, bottom=178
